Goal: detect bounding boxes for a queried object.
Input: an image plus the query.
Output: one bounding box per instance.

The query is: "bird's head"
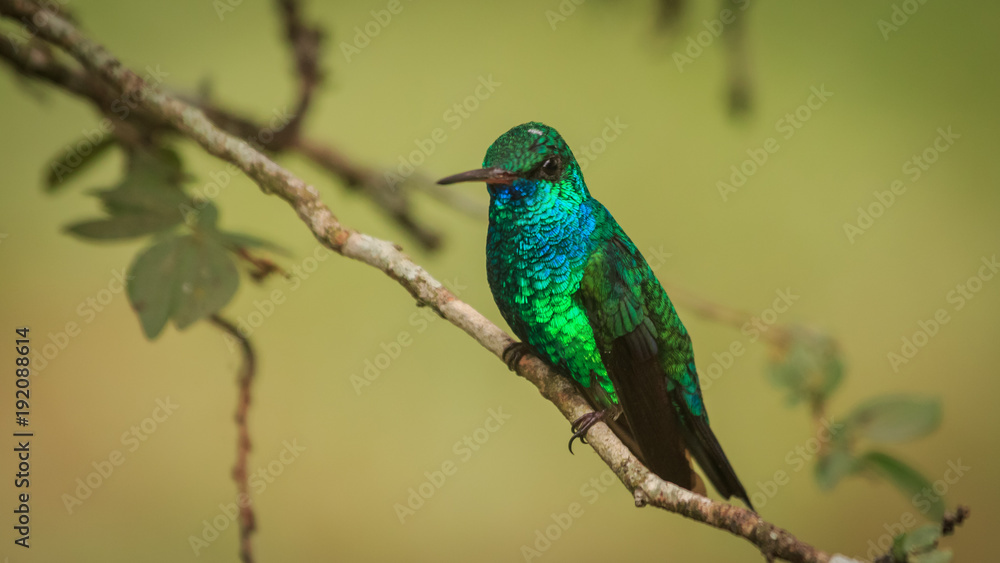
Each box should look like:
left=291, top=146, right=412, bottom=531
left=437, top=122, right=589, bottom=208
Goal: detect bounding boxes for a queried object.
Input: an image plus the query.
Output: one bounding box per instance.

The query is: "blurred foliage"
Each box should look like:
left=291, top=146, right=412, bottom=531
left=55, top=143, right=280, bottom=338
left=879, top=523, right=952, bottom=563
left=766, top=325, right=945, bottom=519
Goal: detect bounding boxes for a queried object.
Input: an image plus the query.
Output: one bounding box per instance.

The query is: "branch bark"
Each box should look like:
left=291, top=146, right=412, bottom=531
left=210, top=315, right=258, bottom=563
left=0, top=1, right=857, bottom=561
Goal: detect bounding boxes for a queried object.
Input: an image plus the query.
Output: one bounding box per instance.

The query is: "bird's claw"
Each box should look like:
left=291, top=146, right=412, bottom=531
left=502, top=341, right=532, bottom=371
left=568, top=410, right=606, bottom=454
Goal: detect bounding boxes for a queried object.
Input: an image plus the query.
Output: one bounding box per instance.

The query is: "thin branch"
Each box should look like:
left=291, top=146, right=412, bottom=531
left=186, top=0, right=474, bottom=249
left=941, top=505, right=970, bottom=536
left=231, top=246, right=292, bottom=282
left=0, top=30, right=158, bottom=147
left=0, top=1, right=475, bottom=250
left=667, top=284, right=791, bottom=345
left=271, top=0, right=322, bottom=148
left=0, top=2, right=859, bottom=561
left=722, top=0, right=753, bottom=116
left=209, top=314, right=257, bottom=563
left=289, top=134, right=446, bottom=249
left=655, top=0, right=685, bottom=31
left=874, top=506, right=971, bottom=563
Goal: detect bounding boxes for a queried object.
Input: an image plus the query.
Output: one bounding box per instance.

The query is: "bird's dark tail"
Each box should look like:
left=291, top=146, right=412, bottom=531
left=670, top=393, right=755, bottom=511
left=602, top=332, right=754, bottom=510
left=603, top=336, right=703, bottom=495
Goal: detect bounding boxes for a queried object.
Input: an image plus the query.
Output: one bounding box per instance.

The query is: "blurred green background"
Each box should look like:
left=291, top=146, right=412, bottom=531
left=2, top=0, right=998, bottom=561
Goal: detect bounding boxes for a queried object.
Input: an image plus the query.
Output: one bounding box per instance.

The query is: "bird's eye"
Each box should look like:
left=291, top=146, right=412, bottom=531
left=539, top=157, right=560, bottom=179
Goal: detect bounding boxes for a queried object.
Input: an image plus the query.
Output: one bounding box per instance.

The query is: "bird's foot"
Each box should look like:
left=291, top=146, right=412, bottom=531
left=502, top=341, right=533, bottom=371
left=568, top=410, right=609, bottom=454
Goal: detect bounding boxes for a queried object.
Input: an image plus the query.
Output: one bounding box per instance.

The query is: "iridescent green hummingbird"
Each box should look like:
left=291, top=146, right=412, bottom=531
left=438, top=122, right=753, bottom=508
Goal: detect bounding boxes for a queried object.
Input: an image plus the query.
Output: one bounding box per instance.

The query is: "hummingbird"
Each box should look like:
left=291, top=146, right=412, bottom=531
left=438, top=122, right=753, bottom=508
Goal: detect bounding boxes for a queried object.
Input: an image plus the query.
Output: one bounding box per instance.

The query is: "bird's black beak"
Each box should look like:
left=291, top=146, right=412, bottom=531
left=437, top=167, right=517, bottom=185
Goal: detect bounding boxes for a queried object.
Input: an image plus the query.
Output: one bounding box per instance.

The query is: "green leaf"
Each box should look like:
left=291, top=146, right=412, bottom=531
left=849, top=395, right=942, bottom=443
left=814, top=447, right=856, bottom=491
left=96, top=150, right=188, bottom=218
left=64, top=146, right=189, bottom=240
left=171, top=235, right=239, bottom=329
left=859, top=451, right=945, bottom=520
left=189, top=204, right=289, bottom=256
left=817, top=339, right=845, bottom=400
left=892, top=532, right=908, bottom=561
left=124, top=146, right=184, bottom=184
left=766, top=350, right=808, bottom=405
left=903, top=524, right=942, bottom=553
left=765, top=326, right=843, bottom=405
left=126, top=234, right=241, bottom=338
left=46, top=135, right=117, bottom=191
left=66, top=214, right=184, bottom=240
left=217, top=230, right=289, bottom=254
left=911, top=549, right=952, bottom=563
left=194, top=201, right=219, bottom=230
left=96, top=182, right=188, bottom=218
left=127, top=237, right=184, bottom=339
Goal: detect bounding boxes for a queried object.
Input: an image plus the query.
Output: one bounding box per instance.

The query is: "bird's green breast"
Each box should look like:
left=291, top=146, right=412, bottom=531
left=486, top=193, right=619, bottom=406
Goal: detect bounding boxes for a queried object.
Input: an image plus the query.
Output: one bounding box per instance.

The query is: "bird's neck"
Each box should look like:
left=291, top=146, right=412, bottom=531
left=486, top=192, right=597, bottom=262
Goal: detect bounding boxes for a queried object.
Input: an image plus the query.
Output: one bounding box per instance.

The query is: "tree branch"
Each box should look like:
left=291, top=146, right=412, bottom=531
left=271, top=0, right=322, bottom=148
left=209, top=314, right=258, bottom=563
left=187, top=0, right=487, bottom=250
left=0, top=1, right=857, bottom=561
left=0, top=0, right=483, bottom=249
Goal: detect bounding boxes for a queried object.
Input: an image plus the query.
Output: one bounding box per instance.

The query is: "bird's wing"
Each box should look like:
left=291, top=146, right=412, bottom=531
left=576, top=234, right=698, bottom=491
left=578, top=234, right=753, bottom=508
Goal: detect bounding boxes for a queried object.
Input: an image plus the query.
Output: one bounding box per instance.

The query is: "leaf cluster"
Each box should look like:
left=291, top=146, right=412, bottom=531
left=767, top=326, right=946, bottom=519
left=52, top=142, right=280, bottom=338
